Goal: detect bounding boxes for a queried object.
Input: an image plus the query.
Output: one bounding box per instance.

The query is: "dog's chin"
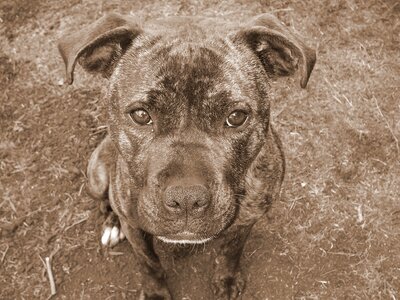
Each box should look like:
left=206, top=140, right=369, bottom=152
left=156, top=232, right=214, bottom=245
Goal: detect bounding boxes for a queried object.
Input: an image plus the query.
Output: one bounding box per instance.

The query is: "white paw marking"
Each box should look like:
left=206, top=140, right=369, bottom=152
left=101, top=227, right=112, bottom=246
left=119, top=230, right=125, bottom=240
left=101, top=226, right=125, bottom=247
left=109, top=226, right=120, bottom=247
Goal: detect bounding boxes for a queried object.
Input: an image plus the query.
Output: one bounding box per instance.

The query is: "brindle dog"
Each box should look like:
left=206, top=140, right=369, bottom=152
left=58, top=13, right=316, bottom=299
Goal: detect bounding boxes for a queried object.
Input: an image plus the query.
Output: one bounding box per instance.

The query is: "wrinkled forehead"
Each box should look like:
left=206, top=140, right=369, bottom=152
left=113, top=36, right=259, bottom=109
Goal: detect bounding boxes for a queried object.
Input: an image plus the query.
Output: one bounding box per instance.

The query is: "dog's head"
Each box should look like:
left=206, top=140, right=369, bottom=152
left=59, top=13, right=315, bottom=244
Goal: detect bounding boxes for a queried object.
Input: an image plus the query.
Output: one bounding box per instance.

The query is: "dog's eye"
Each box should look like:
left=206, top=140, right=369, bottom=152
left=226, top=110, right=248, bottom=128
left=129, top=109, right=153, bottom=125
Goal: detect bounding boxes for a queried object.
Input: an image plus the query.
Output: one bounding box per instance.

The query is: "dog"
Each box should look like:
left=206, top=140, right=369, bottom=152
left=58, top=12, right=316, bottom=299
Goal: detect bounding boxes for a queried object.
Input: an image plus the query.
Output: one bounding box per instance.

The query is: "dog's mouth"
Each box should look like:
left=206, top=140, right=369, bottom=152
left=156, top=231, right=214, bottom=244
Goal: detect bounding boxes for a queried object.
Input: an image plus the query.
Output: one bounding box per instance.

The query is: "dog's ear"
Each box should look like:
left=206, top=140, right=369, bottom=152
left=58, top=13, right=142, bottom=84
left=231, top=14, right=316, bottom=88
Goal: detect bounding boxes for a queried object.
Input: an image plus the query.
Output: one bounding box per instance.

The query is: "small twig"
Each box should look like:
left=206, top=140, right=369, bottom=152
left=342, top=94, right=353, bottom=107
left=327, top=251, right=358, bottom=257
left=49, top=244, right=61, bottom=261
left=64, top=193, right=74, bottom=203
left=64, top=216, right=89, bottom=232
left=374, top=96, right=400, bottom=156
left=45, top=257, right=57, bottom=296
left=356, top=205, right=364, bottom=224
left=371, top=158, right=387, bottom=166
left=247, top=246, right=262, bottom=258
left=288, top=196, right=305, bottom=211
left=39, top=255, right=46, bottom=267
left=110, top=285, right=137, bottom=293
left=108, top=251, right=124, bottom=256
left=78, top=183, right=85, bottom=196
left=1, top=245, right=9, bottom=263
left=6, top=197, right=17, bottom=213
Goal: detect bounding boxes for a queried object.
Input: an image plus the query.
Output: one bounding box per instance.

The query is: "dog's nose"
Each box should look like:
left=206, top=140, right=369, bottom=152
left=164, top=184, right=210, bottom=216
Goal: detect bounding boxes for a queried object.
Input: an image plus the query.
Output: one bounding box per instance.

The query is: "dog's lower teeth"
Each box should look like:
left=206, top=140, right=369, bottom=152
left=157, top=236, right=212, bottom=244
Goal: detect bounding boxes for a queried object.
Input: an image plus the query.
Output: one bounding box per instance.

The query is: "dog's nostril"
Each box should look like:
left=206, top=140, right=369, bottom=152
left=170, top=200, right=180, bottom=209
left=192, top=197, right=209, bottom=210
left=164, top=198, right=182, bottom=211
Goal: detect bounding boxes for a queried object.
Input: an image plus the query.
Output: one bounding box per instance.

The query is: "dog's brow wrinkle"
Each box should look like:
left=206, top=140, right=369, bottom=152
left=224, top=55, right=247, bottom=96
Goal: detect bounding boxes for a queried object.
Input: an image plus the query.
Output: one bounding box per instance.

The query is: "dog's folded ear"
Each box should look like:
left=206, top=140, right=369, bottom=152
left=58, top=13, right=142, bottom=84
left=232, top=14, right=316, bottom=88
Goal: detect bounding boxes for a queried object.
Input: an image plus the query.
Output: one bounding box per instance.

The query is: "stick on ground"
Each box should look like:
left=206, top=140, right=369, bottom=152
left=45, top=257, right=56, bottom=296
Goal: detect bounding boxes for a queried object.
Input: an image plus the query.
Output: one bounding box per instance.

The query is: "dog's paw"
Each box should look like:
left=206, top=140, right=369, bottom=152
left=138, top=287, right=172, bottom=300
left=212, top=271, right=245, bottom=300
left=229, top=272, right=245, bottom=300
left=101, top=225, right=125, bottom=247
left=101, top=212, right=125, bottom=247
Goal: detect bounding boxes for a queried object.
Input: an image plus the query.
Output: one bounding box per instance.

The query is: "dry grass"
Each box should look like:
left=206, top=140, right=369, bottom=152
left=0, top=0, right=399, bottom=299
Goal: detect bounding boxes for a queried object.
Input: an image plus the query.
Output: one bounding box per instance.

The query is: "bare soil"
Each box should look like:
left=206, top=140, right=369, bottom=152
left=1, top=0, right=399, bottom=299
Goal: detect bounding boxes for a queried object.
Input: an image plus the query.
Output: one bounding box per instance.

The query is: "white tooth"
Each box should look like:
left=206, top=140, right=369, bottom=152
left=101, top=227, right=112, bottom=245
left=119, top=230, right=125, bottom=240
left=110, top=226, right=120, bottom=246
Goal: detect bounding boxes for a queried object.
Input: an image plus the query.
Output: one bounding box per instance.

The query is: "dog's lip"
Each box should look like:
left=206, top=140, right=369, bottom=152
left=156, top=231, right=213, bottom=244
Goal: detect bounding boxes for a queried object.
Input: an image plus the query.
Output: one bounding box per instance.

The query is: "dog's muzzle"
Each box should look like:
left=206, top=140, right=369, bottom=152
left=155, top=183, right=214, bottom=244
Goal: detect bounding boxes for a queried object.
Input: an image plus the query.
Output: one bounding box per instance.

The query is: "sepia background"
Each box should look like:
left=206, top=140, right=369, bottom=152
left=0, top=0, right=399, bottom=299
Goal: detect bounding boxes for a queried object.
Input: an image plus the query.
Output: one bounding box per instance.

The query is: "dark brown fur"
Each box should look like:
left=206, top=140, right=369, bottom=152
left=58, top=13, right=315, bottom=299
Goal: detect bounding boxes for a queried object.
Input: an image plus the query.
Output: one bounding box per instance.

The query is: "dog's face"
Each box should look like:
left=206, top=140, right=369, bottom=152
left=108, top=38, right=270, bottom=242
left=58, top=13, right=315, bottom=243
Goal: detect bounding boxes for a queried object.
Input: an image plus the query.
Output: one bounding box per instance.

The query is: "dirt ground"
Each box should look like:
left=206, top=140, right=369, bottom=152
left=0, top=0, right=399, bottom=299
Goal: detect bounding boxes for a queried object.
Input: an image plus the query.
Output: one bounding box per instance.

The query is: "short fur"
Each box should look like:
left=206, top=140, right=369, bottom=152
left=58, top=13, right=316, bottom=299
